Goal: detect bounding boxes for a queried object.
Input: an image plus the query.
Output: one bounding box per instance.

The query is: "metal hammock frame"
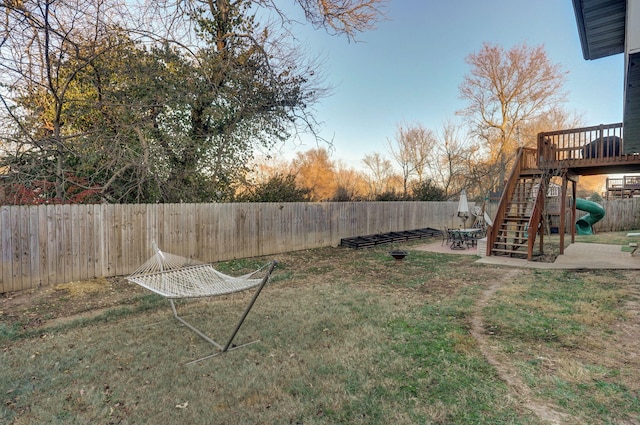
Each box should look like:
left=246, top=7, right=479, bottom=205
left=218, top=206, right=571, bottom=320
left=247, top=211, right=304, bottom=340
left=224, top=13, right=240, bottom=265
left=126, top=245, right=277, bottom=364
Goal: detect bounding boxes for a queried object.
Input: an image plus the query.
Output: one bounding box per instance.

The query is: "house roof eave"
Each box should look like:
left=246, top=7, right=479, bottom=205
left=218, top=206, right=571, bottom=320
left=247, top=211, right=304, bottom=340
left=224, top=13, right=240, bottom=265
left=571, top=0, right=626, bottom=60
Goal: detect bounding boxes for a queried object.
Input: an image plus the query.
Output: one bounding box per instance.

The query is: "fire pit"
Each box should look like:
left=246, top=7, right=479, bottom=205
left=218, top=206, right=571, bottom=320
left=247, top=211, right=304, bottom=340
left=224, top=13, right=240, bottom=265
left=389, top=250, right=408, bottom=260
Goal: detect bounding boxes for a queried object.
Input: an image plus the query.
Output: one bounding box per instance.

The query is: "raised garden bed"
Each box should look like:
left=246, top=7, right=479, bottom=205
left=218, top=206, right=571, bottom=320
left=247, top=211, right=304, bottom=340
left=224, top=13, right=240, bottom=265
left=340, top=227, right=441, bottom=249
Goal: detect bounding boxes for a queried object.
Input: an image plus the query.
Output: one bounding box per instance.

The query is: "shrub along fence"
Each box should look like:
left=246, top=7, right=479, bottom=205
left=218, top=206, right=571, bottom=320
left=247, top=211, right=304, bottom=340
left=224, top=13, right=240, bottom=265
left=1, top=201, right=469, bottom=293
left=2, top=199, right=638, bottom=293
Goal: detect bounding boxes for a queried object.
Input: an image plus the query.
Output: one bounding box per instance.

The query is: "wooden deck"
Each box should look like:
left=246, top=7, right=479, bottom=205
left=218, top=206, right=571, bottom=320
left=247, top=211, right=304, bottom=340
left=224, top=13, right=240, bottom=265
left=537, top=123, right=640, bottom=175
left=487, top=123, right=640, bottom=261
left=605, top=175, right=640, bottom=199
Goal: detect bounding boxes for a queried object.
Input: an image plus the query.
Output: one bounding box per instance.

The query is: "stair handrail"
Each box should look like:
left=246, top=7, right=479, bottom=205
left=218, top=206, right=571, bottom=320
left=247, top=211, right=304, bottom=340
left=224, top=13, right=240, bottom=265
left=485, top=148, right=526, bottom=256
left=526, top=173, right=548, bottom=260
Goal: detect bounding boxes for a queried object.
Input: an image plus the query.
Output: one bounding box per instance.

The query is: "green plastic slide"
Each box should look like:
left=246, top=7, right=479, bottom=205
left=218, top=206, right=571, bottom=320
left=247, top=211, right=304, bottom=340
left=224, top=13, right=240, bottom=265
left=575, top=198, right=605, bottom=235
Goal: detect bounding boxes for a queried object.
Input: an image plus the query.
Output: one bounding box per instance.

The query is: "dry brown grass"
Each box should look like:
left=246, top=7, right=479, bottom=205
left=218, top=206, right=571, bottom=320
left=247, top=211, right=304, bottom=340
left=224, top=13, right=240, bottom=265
left=1, top=236, right=639, bottom=424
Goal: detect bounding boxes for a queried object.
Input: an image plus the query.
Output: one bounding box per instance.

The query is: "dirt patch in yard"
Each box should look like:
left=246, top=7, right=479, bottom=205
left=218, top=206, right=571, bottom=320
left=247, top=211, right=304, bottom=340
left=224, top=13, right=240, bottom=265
left=470, top=269, right=575, bottom=424
left=469, top=268, right=640, bottom=425
left=1, top=277, right=146, bottom=330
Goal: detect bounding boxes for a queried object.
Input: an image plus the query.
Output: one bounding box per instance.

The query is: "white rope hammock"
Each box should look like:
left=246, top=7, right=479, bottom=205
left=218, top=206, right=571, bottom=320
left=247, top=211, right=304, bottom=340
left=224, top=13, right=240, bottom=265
left=127, top=248, right=272, bottom=299
left=126, top=245, right=277, bottom=364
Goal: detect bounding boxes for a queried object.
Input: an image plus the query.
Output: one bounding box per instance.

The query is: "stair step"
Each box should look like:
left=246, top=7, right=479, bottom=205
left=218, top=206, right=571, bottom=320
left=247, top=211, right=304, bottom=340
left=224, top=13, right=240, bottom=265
left=497, top=236, right=528, bottom=241
left=491, top=247, right=525, bottom=252
left=487, top=168, right=552, bottom=261
left=490, top=248, right=528, bottom=256
left=496, top=234, right=527, bottom=239
left=494, top=237, right=528, bottom=243
left=493, top=242, right=528, bottom=248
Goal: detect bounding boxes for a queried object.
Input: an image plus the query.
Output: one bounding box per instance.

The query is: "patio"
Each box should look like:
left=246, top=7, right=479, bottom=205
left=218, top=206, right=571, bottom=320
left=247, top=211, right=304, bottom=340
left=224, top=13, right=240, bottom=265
left=415, top=239, right=640, bottom=270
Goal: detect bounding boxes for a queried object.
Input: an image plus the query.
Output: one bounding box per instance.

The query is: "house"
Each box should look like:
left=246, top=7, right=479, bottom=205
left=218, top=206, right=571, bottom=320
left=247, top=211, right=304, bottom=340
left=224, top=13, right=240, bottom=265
left=573, top=0, right=640, bottom=152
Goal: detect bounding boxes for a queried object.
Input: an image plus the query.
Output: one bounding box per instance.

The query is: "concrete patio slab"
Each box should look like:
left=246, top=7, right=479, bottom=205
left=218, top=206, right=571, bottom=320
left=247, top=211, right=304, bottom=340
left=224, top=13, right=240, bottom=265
left=413, top=240, right=640, bottom=270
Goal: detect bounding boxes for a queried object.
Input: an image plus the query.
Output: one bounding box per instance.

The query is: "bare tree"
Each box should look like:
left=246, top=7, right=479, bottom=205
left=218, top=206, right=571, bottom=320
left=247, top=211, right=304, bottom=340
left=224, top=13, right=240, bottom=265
left=333, top=160, right=366, bottom=200
left=0, top=0, right=137, bottom=201
left=517, top=107, right=584, bottom=149
left=361, top=152, right=396, bottom=199
left=139, top=0, right=386, bottom=42
left=458, top=43, right=567, bottom=189
left=386, top=123, right=436, bottom=196
left=432, top=120, right=476, bottom=199
left=292, top=0, right=387, bottom=41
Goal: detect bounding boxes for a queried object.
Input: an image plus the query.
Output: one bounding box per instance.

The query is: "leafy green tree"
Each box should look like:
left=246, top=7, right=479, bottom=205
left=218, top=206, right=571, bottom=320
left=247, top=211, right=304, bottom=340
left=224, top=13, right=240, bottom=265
left=0, top=0, right=385, bottom=204
left=0, top=3, right=141, bottom=203
left=1, top=31, right=202, bottom=203
left=588, top=192, right=603, bottom=203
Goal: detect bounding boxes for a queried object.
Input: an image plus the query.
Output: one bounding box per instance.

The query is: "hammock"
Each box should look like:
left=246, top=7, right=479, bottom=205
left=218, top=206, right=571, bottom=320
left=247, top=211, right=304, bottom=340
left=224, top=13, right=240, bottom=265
left=126, top=245, right=277, bottom=364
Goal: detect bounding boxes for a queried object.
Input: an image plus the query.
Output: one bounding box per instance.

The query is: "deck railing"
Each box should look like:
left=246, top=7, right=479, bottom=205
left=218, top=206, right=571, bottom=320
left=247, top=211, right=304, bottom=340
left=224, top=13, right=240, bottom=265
left=537, top=123, right=624, bottom=167
left=606, top=175, right=640, bottom=190
left=605, top=175, right=640, bottom=199
left=521, top=147, right=539, bottom=171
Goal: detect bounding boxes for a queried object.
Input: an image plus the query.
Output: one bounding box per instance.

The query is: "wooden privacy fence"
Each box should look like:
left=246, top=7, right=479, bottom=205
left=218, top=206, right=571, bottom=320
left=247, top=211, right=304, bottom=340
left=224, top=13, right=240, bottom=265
left=555, top=198, right=640, bottom=233
left=4, top=199, right=636, bottom=293
left=594, top=198, right=640, bottom=232
left=1, top=201, right=468, bottom=293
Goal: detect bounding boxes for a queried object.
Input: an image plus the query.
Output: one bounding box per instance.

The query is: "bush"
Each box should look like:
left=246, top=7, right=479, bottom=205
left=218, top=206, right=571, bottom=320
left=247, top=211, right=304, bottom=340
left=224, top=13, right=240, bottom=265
left=411, top=180, right=447, bottom=201
left=237, top=173, right=311, bottom=202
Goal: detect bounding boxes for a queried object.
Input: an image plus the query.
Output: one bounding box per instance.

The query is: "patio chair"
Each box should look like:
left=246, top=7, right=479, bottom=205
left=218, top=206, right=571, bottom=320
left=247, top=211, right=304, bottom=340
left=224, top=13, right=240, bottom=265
left=441, top=227, right=453, bottom=246
left=448, top=229, right=467, bottom=250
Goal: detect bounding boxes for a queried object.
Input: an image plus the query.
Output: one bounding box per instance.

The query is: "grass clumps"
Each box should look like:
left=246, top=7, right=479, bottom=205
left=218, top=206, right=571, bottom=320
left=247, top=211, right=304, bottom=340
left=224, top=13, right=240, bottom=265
left=484, top=268, right=640, bottom=422
left=2, top=239, right=639, bottom=424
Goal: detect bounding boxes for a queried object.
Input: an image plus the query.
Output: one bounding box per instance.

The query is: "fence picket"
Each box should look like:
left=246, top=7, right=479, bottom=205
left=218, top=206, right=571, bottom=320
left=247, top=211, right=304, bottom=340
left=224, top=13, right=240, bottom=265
left=28, top=206, right=40, bottom=287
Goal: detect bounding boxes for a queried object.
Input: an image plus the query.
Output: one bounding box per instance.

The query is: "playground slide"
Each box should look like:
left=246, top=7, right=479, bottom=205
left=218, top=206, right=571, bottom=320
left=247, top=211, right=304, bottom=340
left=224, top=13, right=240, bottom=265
left=575, top=198, right=605, bottom=235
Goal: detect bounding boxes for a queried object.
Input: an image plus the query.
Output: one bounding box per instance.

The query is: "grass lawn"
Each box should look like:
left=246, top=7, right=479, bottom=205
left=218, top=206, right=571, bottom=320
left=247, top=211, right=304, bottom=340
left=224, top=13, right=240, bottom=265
left=1, top=231, right=639, bottom=424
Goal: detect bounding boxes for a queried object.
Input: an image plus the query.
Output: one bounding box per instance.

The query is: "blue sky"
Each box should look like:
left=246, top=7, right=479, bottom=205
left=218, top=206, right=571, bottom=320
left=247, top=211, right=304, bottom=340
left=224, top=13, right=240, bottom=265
left=275, top=0, right=624, bottom=169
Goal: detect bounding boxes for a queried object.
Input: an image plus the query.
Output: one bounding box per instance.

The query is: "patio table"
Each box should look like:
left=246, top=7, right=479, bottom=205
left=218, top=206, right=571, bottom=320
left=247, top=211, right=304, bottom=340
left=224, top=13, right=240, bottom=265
left=448, top=228, right=482, bottom=250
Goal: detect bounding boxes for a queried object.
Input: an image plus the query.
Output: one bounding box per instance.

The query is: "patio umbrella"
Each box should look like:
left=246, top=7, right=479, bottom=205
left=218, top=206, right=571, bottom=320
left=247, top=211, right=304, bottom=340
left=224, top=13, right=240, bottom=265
left=457, top=189, right=469, bottom=227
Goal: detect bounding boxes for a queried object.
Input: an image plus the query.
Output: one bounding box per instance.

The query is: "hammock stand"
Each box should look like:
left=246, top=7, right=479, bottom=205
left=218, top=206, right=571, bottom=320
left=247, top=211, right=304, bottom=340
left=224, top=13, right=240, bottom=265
left=126, top=245, right=277, bottom=364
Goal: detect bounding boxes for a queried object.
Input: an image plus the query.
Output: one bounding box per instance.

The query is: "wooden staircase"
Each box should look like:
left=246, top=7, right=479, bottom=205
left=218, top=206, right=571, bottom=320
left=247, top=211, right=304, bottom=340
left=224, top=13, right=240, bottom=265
left=486, top=148, right=550, bottom=260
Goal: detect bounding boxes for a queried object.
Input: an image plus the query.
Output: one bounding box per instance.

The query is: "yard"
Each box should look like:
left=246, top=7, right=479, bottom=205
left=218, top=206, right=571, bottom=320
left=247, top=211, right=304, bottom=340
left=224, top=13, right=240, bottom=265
left=1, top=232, right=639, bottom=424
